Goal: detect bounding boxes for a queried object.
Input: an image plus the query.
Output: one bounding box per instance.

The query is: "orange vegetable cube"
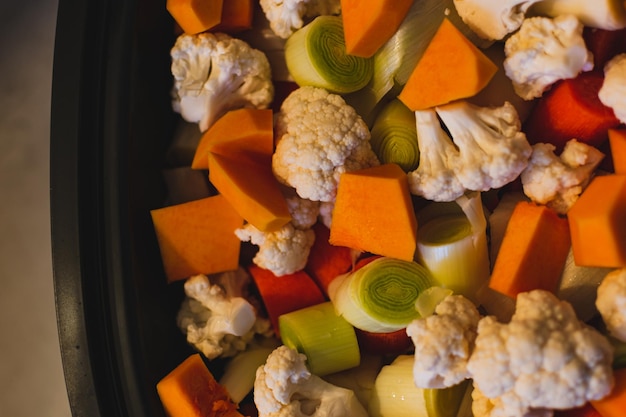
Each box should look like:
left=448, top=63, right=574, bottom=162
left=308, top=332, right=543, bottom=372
left=157, top=354, right=243, bottom=417
left=489, top=201, right=571, bottom=298
left=568, top=174, right=626, bottom=268
left=330, top=163, right=417, bottom=261
left=210, top=0, right=254, bottom=34
left=150, top=195, right=243, bottom=282
left=398, top=18, right=498, bottom=111
left=166, top=0, right=224, bottom=35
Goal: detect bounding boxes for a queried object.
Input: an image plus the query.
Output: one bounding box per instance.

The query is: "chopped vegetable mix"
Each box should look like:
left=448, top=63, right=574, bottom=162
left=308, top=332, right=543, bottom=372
left=153, top=1, right=626, bottom=416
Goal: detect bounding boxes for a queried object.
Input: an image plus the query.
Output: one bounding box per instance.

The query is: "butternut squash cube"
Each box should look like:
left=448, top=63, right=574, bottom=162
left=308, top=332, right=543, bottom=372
left=150, top=195, right=243, bottom=282
left=208, top=153, right=291, bottom=232
left=192, top=108, right=274, bottom=170
left=568, top=174, right=626, bottom=268
left=166, top=0, right=224, bottom=35
left=330, top=163, right=417, bottom=261
left=157, top=354, right=243, bottom=417
left=398, top=18, right=498, bottom=110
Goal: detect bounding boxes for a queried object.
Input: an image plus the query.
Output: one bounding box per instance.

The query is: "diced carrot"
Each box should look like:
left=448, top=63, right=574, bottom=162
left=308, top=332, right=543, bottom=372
left=166, top=0, right=224, bottom=35
left=355, top=327, right=412, bottom=356
left=150, top=195, right=243, bottom=282
left=523, top=71, right=621, bottom=152
left=608, top=129, right=626, bottom=175
left=567, top=174, right=626, bottom=268
left=398, top=18, right=498, bottom=111
left=191, top=108, right=274, bottom=170
left=329, top=163, right=418, bottom=261
left=248, top=265, right=327, bottom=337
left=591, top=368, right=626, bottom=417
left=156, top=354, right=243, bottom=417
left=340, top=0, right=414, bottom=58
left=489, top=201, right=571, bottom=298
left=304, top=222, right=353, bottom=297
left=584, top=27, right=626, bottom=69
left=209, top=0, right=254, bottom=34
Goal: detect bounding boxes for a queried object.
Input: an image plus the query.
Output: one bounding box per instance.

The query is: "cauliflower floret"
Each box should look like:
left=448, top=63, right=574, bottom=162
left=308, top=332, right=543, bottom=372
left=259, top=0, right=341, bottom=39
left=467, top=290, right=614, bottom=417
left=408, top=109, right=466, bottom=202
left=472, top=386, right=553, bottom=417
left=503, top=14, right=594, bottom=100
left=437, top=100, right=532, bottom=193
left=176, top=270, right=273, bottom=359
left=170, top=32, right=274, bottom=132
left=236, top=223, right=315, bottom=276
left=285, top=195, right=320, bottom=229
left=254, top=345, right=368, bottom=417
left=521, top=139, right=604, bottom=214
left=596, top=268, right=626, bottom=342
left=406, top=294, right=481, bottom=389
left=599, top=53, right=626, bottom=123
left=453, top=0, right=543, bottom=41
left=272, top=86, right=379, bottom=202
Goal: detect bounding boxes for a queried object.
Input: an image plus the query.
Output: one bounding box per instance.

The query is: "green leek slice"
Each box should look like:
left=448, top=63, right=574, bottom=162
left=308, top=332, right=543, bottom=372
left=416, top=192, right=490, bottom=302
left=279, top=301, right=360, bottom=376
left=328, top=257, right=435, bottom=333
left=370, top=99, right=419, bottom=172
left=368, top=355, right=469, bottom=417
left=285, top=15, right=373, bottom=94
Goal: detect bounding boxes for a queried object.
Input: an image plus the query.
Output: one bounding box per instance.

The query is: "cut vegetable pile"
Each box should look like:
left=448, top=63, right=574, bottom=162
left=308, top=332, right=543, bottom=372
left=152, top=1, right=626, bottom=416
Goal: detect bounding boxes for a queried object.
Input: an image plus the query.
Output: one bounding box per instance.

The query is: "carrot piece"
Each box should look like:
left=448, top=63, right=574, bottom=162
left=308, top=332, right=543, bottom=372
left=157, top=354, right=243, bottom=417
left=192, top=108, right=274, bottom=170
left=329, top=163, right=417, bottom=261
left=398, top=18, right=498, bottom=111
left=554, top=402, right=603, bottom=417
left=166, top=0, right=224, bottom=35
left=340, top=0, right=414, bottom=58
left=584, top=27, right=626, bottom=69
left=567, top=174, right=626, bottom=268
left=210, top=0, right=254, bottom=34
left=305, top=222, right=354, bottom=296
left=248, top=265, right=327, bottom=337
left=150, top=195, right=243, bottom=282
left=208, top=153, right=291, bottom=232
left=489, top=201, right=571, bottom=298
left=355, top=327, right=412, bottom=356
left=523, top=71, right=621, bottom=152
left=591, top=368, right=626, bottom=417
left=609, top=129, right=626, bottom=175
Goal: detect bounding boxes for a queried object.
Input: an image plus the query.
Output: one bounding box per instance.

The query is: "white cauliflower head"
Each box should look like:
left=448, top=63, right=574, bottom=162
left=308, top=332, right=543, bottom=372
left=254, top=345, right=368, bottom=417
left=471, top=385, right=553, bottom=417
left=453, top=0, right=543, bottom=41
left=170, top=32, right=274, bottom=132
left=285, top=195, right=321, bottom=230
left=176, top=270, right=273, bottom=359
left=437, top=100, right=532, bottom=193
left=272, top=86, right=380, bottom=202
left=599, top=53, right=626, bottom=124
left=467, top=290, right=615, bottom=417
left=521, top=139, right=604, bottom=214
left=406, top=294, right=481, bottom=389
left=260, top=0, right=341, bottom=39
left=235, top=223, right=315, bottom=277
left=503, top=14, right=594, bottom=100
left=596, top=268, right=626, bottom=342
left=408, top=109, right=466, bottom=202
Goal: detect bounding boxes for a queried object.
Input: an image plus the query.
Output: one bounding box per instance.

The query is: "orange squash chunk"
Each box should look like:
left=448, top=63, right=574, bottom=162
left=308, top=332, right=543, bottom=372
left=150, top=195, right=243, bottom=282
left=398, top=18, right=498, bottom=110
left=192, top=108, right=274, bottom=170
left=609, top=128, right=626, bottom=175
left=208, top=153, right=291, bottom=232
left=568, top=174, right=626, bottom=268
left=489, top=201, right=571, bottom=298
left=157, top=354, right=243, bottom=417
left=329, top=163, right=417, bottom=261
left=166, top=0, right=224, bottom=35
left=210, top=0, right=254, bottom=34
left=340, top=0, right=414, bottom=58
